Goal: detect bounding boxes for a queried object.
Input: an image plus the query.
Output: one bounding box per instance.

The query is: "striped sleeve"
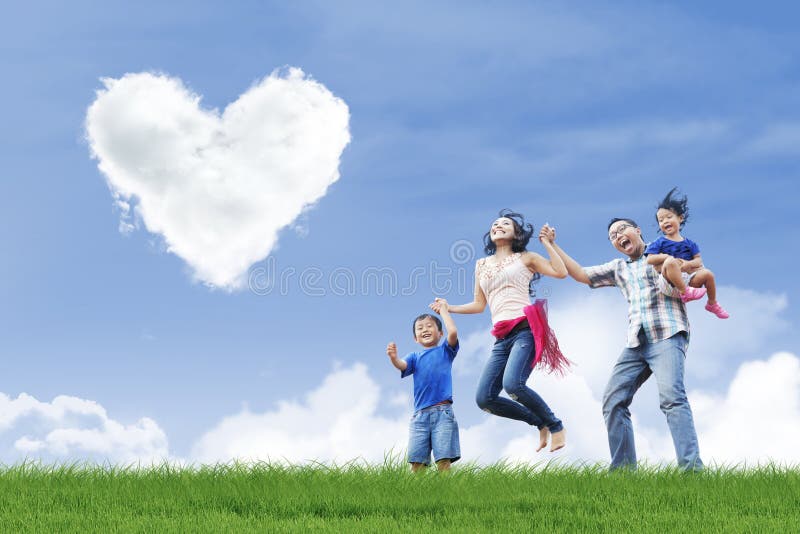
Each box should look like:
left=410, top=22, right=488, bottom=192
left=585, top=259, right=621, bottom=289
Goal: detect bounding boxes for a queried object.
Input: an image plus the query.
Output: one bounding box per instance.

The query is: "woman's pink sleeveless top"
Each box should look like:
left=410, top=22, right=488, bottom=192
left=477, top=253, right=534, bottom=324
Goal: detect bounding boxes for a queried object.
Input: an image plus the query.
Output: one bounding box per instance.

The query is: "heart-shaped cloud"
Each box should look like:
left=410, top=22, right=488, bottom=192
left=85, top=68, right=350, bottom=290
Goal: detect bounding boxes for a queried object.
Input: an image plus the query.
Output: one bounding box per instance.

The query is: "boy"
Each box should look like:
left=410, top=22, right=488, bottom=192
left=386, top=303, right=460, bottom=472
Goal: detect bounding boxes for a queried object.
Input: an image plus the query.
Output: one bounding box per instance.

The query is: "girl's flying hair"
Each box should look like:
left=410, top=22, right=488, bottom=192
left=657, top=187, right=689, bottom=228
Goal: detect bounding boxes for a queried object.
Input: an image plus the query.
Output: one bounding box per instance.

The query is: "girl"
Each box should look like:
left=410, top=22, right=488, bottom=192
left=431, top=210, right=570, bottom=452
left=645, top=188, right=729, bottom=319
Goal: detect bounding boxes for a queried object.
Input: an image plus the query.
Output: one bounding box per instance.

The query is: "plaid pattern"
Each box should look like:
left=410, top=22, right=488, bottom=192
left=584, top=256, right=689, bottom=348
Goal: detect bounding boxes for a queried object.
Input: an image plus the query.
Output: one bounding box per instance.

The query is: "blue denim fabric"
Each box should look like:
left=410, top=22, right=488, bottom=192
left=407, top=403, right=461, bottom=465
left=475, top=328, right=563, bottom=432
left=602, top=331, right=703, bottom=471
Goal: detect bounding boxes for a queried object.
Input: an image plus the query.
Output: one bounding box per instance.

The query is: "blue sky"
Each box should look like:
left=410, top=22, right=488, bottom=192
left=1, top=1, right=798, bottom=464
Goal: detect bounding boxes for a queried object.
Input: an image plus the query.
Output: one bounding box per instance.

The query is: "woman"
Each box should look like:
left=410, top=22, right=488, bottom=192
left=432, top=209, right=569, bottom=452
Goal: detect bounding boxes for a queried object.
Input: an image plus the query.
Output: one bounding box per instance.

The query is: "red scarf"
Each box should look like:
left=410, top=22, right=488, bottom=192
left=490, top=299, right=572, bottom=376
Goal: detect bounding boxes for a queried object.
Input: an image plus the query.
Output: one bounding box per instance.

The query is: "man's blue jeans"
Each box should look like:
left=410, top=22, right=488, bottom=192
left=602, top=331, right=703, bottom=470
left=475, top=328, right=563, bottom=432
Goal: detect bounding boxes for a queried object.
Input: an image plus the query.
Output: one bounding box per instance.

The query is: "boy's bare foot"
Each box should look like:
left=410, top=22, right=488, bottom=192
left=550, top=429, right=566, bottom=452
left=536, top=427, right=550, bottom=452
left=436, top=459, right=452, bottom=472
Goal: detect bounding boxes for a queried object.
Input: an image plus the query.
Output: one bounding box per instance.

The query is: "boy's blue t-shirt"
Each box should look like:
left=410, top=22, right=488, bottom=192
left=645, top=236, right=700, bottom=261
left=401, top=340, right=459, bottom=412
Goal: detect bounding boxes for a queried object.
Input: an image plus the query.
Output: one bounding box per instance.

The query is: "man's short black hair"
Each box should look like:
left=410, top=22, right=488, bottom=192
left=607, top=217, right=639, bottom=231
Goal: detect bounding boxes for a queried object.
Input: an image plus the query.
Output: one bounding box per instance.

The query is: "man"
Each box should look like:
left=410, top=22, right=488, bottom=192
left=546, top=219, right=703, bottom=470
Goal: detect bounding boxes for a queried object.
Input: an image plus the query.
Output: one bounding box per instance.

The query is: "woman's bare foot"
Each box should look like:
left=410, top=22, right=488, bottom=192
left=550, top=429, right=566, bottom=452
left=536, top=427, right=550, bottom=452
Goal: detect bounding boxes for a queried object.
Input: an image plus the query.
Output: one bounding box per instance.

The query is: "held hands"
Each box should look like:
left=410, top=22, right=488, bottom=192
left=430, top=297, right=449, bottom=314
left=539, top=224, right=556, bottom=245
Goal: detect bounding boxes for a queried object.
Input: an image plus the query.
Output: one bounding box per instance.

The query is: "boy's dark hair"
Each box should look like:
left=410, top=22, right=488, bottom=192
left=483, top=209, right=533, bottom=255
left=483, top=209, right=541, bottom=296
left=412, top=314, right=443, bottom=336
left=657, top=187, right=689, bottom=229
left=607, top=217, right=640, bottom=230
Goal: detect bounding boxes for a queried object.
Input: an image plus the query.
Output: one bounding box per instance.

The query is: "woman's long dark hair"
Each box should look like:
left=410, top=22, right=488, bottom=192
left=482, top=209, right=540, bottom=296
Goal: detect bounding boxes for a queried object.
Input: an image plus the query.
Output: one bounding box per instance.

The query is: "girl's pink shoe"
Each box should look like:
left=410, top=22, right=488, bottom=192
left=705, top=302, right=729, bottom=319
left=679, top=286, right=707, bottom=303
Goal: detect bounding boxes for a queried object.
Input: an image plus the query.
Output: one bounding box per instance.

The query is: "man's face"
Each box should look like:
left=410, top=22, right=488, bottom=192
left=608, top=220, right=643, bottom=258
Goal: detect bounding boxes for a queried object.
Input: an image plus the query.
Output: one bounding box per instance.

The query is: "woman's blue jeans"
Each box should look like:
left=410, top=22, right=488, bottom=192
left=475, top=328, right=563, bottom=432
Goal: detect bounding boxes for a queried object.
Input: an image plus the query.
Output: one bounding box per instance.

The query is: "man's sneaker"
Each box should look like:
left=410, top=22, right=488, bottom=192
left=679, top=286, right=707, bottom=303
left=705, top=302, right=730, bottom=319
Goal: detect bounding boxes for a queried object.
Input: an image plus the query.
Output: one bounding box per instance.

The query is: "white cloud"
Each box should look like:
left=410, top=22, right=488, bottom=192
left=452, top=328, right=494, bottom=376
left=548, top=285, right=788, bottom=390
left=183, top=356, right=655, bottom=466
left=632, top=352, right=800, bottom=466
left=1, top=286, right=788, bottom=467
left=191, top=361, right=597, bottom=466
left=184, top=361, right=681, bottom=467
left=169, top=276, right=800, bottom=468
left=192, top=351, right=800, bottom=467
left=462, top=372, right=611, bottom=465
left=85, top=68, right=351, bottom=290
left=0, top=393, right=168, bottom=464
left=7, top=350, right=792, bottom=467
left=191, top=364, right=407, bottom=464
left=684, top=287, right=788, bottom=379
left=691, top=352, right=800, bottom=465
left=548, top=291, right=629, bottom=394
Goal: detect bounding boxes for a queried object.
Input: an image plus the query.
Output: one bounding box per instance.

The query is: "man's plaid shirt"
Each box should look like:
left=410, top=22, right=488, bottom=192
left=584, top=255, right=689, bottom=348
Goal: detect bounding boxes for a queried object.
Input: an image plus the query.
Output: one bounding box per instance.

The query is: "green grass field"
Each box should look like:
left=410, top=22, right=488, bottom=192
left=1, top=460, right=798, bottom=532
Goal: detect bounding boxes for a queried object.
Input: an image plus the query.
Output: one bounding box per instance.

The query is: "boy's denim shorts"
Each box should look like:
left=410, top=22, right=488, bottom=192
left=408, top=403, right=461, bottom=465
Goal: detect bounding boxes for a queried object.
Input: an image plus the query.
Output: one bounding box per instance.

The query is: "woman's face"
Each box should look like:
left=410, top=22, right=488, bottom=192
left=490, top=217, right=517, bottom=243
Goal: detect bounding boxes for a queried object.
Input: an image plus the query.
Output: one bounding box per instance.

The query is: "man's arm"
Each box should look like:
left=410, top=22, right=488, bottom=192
left=552, top=243, right=591, bottom=285
left=543, top=225, right=591, bottom=285
left=386, top=342, right=407, bottom=372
